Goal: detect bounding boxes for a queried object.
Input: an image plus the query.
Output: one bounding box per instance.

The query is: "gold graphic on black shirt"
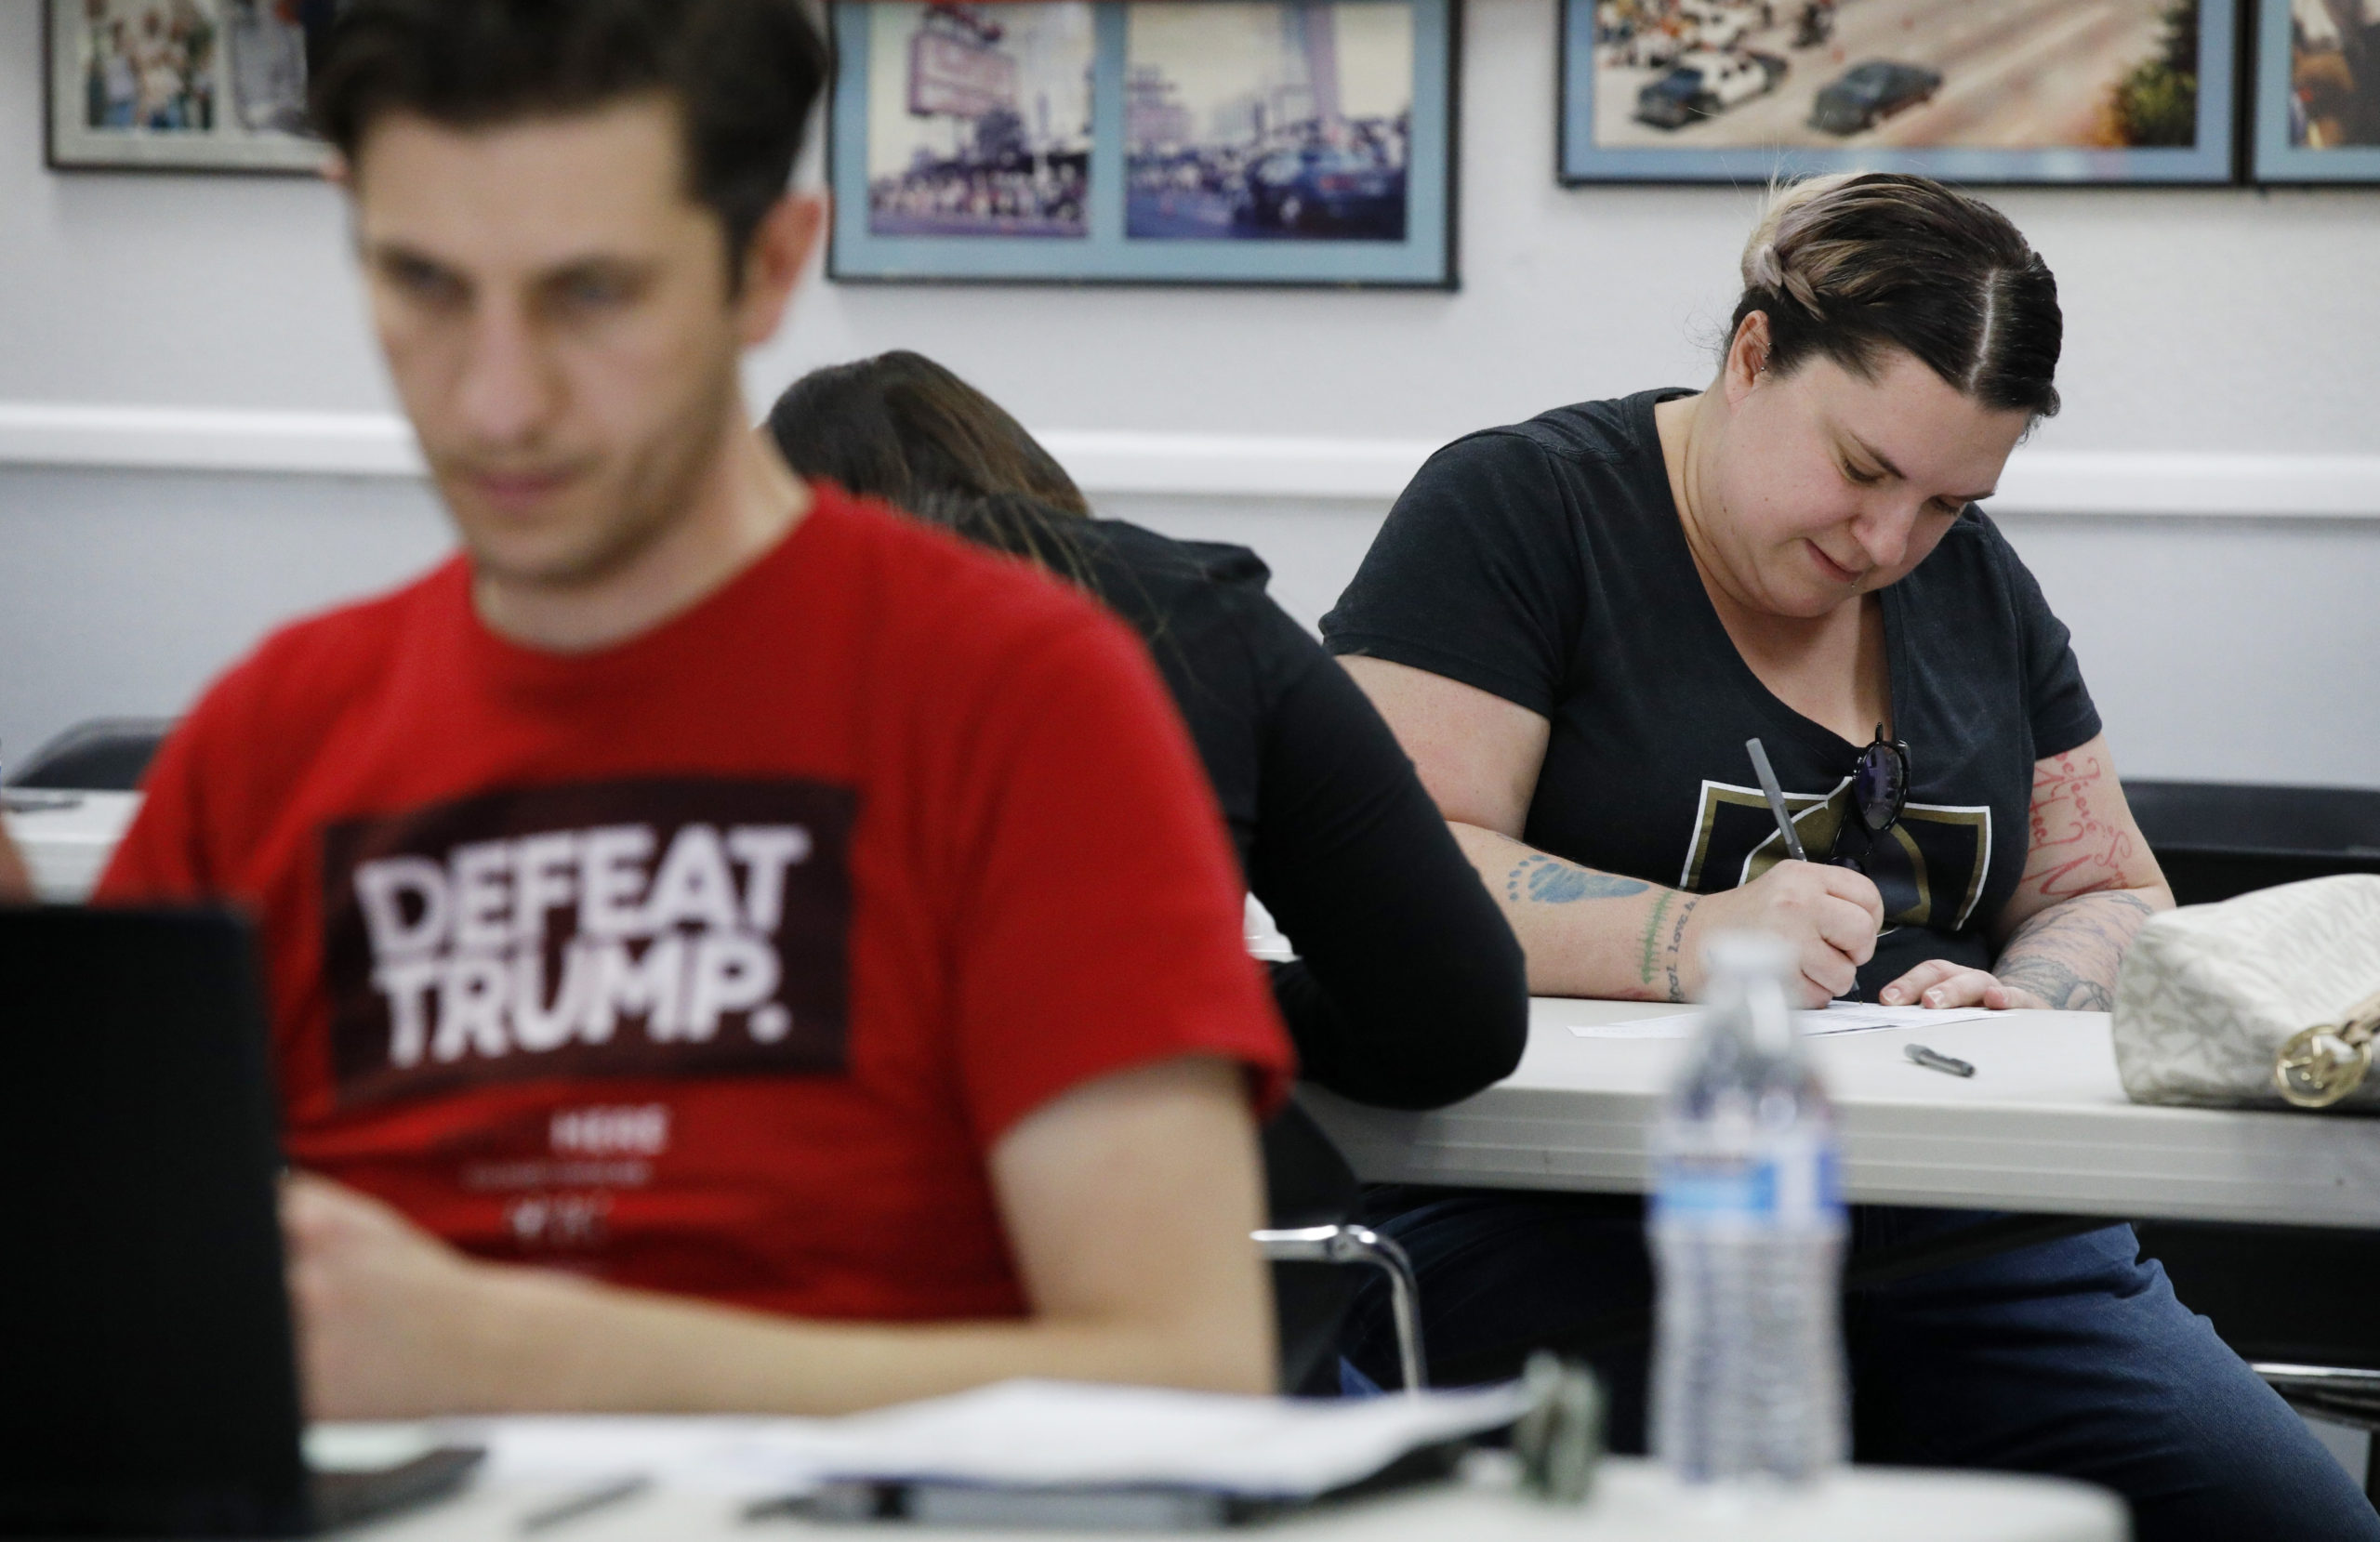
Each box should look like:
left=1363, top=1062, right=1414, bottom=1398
left=1678, top=779, right=1992, bottom=932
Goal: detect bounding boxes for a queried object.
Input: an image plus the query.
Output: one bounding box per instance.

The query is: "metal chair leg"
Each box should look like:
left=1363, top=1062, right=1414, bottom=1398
left=1254, top=1223, right=1427, bottom=1394
left=2249, top=1362, right=2380, bottom=1497
left=2252, top=1362, right=2380, bottom=1427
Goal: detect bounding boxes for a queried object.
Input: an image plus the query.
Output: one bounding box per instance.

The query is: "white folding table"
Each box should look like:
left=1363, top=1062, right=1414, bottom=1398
left=343, top=1447, right=2122, bottom=1542
left=1302, top=996, right=2380, bottom=1230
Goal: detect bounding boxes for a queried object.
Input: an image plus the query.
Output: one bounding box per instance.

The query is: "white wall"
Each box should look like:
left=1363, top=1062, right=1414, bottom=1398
left=4, top=0, right=2377, bottom=785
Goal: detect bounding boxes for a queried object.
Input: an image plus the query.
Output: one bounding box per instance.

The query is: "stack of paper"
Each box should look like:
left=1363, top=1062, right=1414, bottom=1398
left=1568, top=1001, right=1999, bottom=1041
left=802, top=1380, right=1528, bottom=1500
left=407, top=1380, right=1527, bottom=1507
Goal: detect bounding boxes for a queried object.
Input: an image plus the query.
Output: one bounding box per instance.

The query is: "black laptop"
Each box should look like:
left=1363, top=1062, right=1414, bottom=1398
left=0, top=904, right=481, bottom=1537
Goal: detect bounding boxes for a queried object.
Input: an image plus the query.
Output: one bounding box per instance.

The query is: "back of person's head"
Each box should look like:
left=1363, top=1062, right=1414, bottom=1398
left=906, top=488, right=1099, bottom=587
left=765, top=351, right=1092, bottom=518
left=1733, top=173, right=2061, bottom=419
left=310, top=0, right=829, bottom=283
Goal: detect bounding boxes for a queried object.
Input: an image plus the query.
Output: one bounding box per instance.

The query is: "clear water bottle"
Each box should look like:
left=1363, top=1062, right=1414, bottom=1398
left=1648, top=930, right=1847, bottom=1486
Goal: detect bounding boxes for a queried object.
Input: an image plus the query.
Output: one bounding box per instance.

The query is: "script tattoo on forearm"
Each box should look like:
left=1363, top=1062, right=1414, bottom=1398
left=1505, top=853, right=1650, bottom=905
left=2025, top=751, right=2140, bottom=901
left=1663, top=895, right=1699, bottom=1002
left=1993, top=890, right=2157, bottom=1011
left=1635, top=891, right=1699, bottom=1002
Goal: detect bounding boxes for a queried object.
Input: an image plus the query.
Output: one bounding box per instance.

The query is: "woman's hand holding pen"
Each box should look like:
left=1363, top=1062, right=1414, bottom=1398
left=1681, top=862, right=1884, bottom=1008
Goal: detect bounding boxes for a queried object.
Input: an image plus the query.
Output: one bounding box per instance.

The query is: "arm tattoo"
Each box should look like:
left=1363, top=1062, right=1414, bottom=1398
left=1633, top=890, right=1699, bottom=1003
left=1662, top=895, right=1699, bottom=1003
left=1637, top=892, right=1672, bottom=988
left=2026, top=752, right=2141, bottom=901
left=1506, top=853, right=1650, bottom=905
left=1993, top=890, right=2157, bottom=1011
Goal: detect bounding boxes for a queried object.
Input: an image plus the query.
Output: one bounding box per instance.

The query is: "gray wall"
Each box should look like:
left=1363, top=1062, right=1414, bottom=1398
left=4, top=0, right=2377, bottom=786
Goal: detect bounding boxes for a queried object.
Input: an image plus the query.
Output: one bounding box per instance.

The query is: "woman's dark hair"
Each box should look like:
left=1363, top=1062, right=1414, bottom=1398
left=767, top=351, right=1104, bottom=589
left=765, top=350, right=1091, bottom=518
left=310, top=0, right=829, bottom=283
left=1732, top=173, right=2062, bottom=419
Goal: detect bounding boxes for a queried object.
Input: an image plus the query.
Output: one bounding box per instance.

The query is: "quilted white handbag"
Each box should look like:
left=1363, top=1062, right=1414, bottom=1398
left=2111, top=874, right=2380, bottom=1111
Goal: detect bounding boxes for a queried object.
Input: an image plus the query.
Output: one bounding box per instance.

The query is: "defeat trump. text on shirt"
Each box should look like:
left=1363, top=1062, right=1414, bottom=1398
left=321, top=777, right=855, bottom=1104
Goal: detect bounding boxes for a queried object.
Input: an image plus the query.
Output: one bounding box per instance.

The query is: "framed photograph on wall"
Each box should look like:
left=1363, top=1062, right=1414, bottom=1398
left=1559, top=0, right=2238, bottom=185
left=827, top=0, right=1458, bottom=287
left=46, top=0, right=337, bottom=174
left=2252, top=0, right=2380, bottom=182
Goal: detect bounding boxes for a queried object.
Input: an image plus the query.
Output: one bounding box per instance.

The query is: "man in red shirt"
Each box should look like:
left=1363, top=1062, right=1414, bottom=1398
left=99, top=0, right=1292, bottom=1417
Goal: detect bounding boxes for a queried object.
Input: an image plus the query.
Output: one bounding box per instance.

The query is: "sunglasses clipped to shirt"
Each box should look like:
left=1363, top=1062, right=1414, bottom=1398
left=1824, top=725, right=1911, bottom=876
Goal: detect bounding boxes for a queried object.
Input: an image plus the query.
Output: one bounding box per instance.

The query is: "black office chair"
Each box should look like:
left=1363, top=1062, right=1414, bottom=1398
left=1256, top=1104, right=1424, bottom=1398
left=2123, top=780, right=2380, bottom=905
left=2121, top=781, right=2380, bottom=1495
left=6, top=718, right=174, bottom=792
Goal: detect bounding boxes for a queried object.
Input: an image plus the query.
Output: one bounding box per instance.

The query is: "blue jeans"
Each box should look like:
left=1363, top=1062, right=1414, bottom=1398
left=1342, top=1191, right=2379, bottom=1542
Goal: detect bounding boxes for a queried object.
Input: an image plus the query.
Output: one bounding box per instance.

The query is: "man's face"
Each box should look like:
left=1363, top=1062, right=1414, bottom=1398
left=351, top=96, right=748, bottom=592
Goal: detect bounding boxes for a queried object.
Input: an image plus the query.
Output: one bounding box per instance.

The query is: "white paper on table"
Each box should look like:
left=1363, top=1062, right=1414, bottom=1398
left=800, top=1380, right=1527, bottom=1499
left=392, top=1414, right=842, bottom=1498
left=380, top=1380, right=1527, bottom=1504
left=1569, top=1001, right=1999, bottom=1040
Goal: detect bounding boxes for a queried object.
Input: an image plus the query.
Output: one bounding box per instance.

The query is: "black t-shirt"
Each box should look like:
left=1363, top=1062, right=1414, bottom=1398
left=1065, top=517, right=1527, bottom=1109
left=1320, top=390, right=2102, bottom=994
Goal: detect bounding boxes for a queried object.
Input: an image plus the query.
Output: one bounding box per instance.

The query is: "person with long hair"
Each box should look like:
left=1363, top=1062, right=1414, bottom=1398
left=766, top=354, right=1529, bottom=1119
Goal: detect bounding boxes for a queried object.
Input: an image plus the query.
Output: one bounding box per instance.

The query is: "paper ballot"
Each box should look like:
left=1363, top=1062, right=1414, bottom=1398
left=1570, top=1001, right=1999, bottom=1041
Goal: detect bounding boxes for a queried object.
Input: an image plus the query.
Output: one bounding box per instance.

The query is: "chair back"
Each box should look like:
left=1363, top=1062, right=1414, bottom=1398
left=2123, top=780, right=2380, bottom=905
left=8, top=718, right=174, bottom=792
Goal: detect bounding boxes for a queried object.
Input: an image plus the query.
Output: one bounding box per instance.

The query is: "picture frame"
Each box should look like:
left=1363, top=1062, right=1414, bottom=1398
left=826, top=0, right=1459, bottom=288
left=46, top=0, right=334, bottom=176
left=2250, top=0, right=2380, bottom=183
left=1558, top=0, right=2239, bottom=186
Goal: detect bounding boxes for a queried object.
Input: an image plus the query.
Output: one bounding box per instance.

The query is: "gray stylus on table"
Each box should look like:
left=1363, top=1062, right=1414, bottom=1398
left=1906, top=1043, right=1977, bottom=1078
left=1746, top=737, right=1808, bottom=863
left=518, top=1474, right=650, bottom=1535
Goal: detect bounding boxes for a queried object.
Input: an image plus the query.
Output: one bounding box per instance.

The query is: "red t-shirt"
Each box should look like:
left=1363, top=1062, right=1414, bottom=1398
left=99, top=487, right=1290, bottom=1323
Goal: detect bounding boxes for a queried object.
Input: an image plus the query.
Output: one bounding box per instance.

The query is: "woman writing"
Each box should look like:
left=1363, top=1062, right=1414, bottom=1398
left=1326, top=174, right=2371, bottom=1537
left=764, top=356, right=1528, bottom=1270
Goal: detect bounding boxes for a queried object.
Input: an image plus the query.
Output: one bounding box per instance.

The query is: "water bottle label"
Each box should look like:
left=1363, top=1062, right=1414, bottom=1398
left=1652, top=1141, right=1842, bottom=1230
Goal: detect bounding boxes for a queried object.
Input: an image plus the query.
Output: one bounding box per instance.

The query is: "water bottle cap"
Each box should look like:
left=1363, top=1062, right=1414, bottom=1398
left=1700, top=929, right=1795, bottom=982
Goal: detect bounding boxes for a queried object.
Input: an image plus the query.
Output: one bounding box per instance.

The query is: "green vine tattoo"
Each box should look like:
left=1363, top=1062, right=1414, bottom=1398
left=1638, top=892, right=1673, bottom=988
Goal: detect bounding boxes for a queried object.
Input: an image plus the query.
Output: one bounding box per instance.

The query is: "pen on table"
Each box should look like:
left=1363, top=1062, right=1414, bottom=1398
left=518, top=1473, right=651, bottom=1535
left=1745, top=737, right=1808, bottom=863
left=1906, top=1043, right=1976, bottom=1078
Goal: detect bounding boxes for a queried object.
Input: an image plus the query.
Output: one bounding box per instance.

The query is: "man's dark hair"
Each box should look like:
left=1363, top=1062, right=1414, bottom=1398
left=1733, top=173, right=2063, bottom=420
left=311, top=0, right=830, bottom=281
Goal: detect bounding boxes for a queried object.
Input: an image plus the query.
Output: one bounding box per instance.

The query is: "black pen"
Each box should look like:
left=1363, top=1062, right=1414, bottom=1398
left=1745, top=737, right=1808, bottom=863
left=519, top=1474, right=650, bottom=1535
left=1906, top=1043, right=1976, bottom=1078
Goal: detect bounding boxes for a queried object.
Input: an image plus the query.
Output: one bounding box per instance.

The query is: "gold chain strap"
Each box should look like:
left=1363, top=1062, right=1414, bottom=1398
left=2275, top=987, right=2380, bottom=1108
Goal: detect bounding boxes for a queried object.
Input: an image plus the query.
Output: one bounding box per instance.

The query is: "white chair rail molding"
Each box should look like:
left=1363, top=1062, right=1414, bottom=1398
left=3, top=401, right=2379, bottom=520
